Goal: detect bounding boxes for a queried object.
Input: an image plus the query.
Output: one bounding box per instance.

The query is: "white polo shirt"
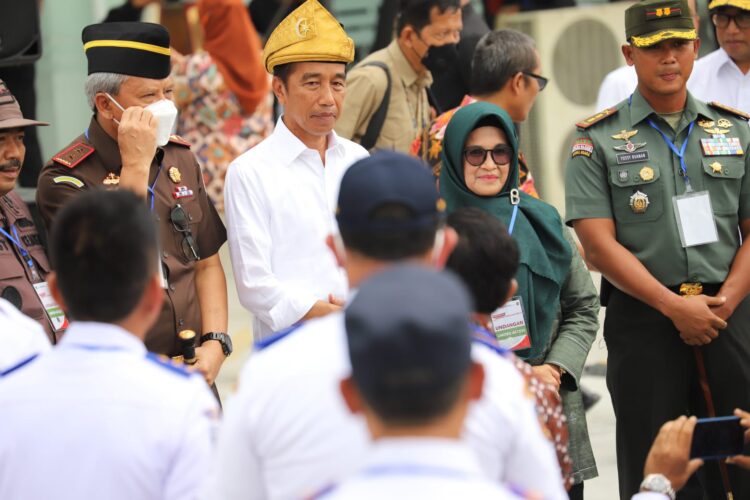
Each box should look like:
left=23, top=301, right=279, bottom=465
left=0, top=298, right=50, bottom=374
left=596, top=65, right=638, bottom=110
left=224, top=117, right=368, bottom=340
left=319, top=438, right=524, bottom=499
left=0, top=321, right=219, bottom=500
left=206, top=312, right=566, bottom=500
left=689, top=48, right=750, bottom=114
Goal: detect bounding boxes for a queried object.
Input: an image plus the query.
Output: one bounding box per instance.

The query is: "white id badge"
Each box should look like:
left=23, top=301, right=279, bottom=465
left=672, top=190, right=719, bottom=248
left=489, top=296, right=531, bottom=351
left=32, top=282, right=67, bottom=332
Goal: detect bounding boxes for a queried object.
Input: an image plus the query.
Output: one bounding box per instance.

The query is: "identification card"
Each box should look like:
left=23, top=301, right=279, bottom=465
left=672, top=190, right=719, bottom=248
left=489, top=296, right=531, bottom=351
left=32, top=282, right=68, bottom=332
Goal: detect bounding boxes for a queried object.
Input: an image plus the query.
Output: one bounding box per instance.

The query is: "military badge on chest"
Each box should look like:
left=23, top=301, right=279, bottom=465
left=102, top=173, right=120, bottom=186
left=172, top=185, right=194, bottom=200
left=698, top=119, right=744, bottom=156
left=629, top=190, right=650, bottom=214
left=611, top=129, right=649, bottom=164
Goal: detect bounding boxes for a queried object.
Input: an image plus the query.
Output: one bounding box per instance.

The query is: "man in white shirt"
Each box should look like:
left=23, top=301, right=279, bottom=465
left=225, top=0, right=368, bottom=340
left=688, top=0, right=750, bottom=113
left=0, top=298, right=50, bottom=374
left=0, top=190, right=218, bottom=500
left=208, top=151, right=565, bottom=500
left=324, top=266, right=523, bottom=499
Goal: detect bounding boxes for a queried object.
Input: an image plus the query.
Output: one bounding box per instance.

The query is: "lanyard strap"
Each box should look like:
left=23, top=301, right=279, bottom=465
left=507, top=188, right=520, bottom=236
left=646, top=118, right=696, bottom=191
left=147, top=162, right=164, bottom=212
left=0, top=224, right=39, bottom=281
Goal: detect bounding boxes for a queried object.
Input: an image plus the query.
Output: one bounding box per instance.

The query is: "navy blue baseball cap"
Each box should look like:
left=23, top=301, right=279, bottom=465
left=336, top=151, right=445, bottom=232
left=345, top=265, right=474, bottom=402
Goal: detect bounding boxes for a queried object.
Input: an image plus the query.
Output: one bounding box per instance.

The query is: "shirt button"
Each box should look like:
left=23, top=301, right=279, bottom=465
left=178, top=319, right=184, bottom=326
left=169, top=284, right=176, bottom=291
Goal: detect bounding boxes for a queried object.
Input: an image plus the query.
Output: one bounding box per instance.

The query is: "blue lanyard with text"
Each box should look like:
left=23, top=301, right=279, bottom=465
left=0, top=224, right=40, bottom=281
left=508, top=188, right=520, bottom=235
left=648, top=119, right=696, bottom=192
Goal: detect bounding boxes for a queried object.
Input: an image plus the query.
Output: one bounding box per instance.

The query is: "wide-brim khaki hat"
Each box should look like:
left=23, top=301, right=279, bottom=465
left=0, top=81, right=48, bottom=129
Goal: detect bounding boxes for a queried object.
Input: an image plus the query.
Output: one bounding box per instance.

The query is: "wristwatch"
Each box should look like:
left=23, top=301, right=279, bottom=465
left=640, top=474, right=676, bottom=500
left=201, top=332, right=233, bottom=357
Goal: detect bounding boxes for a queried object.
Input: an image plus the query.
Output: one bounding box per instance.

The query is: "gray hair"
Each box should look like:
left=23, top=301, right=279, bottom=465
left=471, top=29, right=538, bottom=97
left=85, top=73, right=129, bottom=112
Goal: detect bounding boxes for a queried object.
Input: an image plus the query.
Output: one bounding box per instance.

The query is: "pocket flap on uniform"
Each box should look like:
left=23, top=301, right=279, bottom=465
left=702, top=158, right=744, bottom=179
left=610, top=164, right=661, bottom=187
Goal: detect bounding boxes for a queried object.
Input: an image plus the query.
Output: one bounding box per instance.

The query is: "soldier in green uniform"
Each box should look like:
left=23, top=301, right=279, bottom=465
left=565, top=0, right=750, bottom=498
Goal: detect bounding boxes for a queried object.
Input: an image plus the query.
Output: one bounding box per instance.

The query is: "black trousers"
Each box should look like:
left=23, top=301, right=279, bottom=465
left=605, top=288, right=750, bottom=499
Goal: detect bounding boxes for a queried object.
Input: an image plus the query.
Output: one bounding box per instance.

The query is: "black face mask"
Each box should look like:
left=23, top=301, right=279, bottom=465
left=421, top=43, right=459, bottom=73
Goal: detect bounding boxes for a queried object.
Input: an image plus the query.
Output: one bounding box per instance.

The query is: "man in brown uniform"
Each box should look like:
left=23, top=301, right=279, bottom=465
left=36, top=22, right=230, bottom=386
left=0, top=79, right=64, bottom=344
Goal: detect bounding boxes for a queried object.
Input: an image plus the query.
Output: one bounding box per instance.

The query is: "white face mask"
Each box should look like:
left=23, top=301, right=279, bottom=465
left=105, top=93, right=178, bottom=147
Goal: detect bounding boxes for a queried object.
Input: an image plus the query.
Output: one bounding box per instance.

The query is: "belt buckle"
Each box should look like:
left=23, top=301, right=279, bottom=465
left=679, top=282, right=703, bottom=296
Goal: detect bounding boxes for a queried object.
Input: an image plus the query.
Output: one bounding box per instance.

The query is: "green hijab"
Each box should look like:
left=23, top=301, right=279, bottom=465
left=439, top=101, right=572, bottom=360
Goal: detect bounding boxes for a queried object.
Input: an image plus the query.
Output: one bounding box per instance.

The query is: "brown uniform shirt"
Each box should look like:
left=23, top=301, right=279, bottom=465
left=0, top=191, right=56, bottom=343
left=36, top=117, right=227, bottom=356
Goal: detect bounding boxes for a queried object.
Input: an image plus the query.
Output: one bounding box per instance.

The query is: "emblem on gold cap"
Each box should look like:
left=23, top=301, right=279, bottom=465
left=629, top=190, right=650, bottom=214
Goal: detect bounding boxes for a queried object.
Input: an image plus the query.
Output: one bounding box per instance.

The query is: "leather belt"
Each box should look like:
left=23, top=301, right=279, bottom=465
left=668, top=282, right=723, bottom=296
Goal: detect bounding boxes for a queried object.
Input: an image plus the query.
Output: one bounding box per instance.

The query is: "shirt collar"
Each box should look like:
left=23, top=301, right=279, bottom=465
left=58, top=321, right=147, bottom=354
left=271, top=115, right=344, bottom=167
left=387, top=40, right=433, bottom=88
left=86, top=116, right=165, bottom=173
left=628, top=89, right=712, bottom=128
left=364, top=437, right=484, bottom=477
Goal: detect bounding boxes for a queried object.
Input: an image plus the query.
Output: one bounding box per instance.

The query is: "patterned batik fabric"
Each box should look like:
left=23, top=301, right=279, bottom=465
left=173, top=51, right=274, bottom=211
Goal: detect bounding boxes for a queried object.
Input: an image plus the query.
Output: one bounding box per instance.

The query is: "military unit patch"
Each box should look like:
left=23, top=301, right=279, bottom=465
left=571, top=138, right=594, bottom=158
left=52, top=175, right=84, bottom=188
left=52, top=142, right=95, bottom=169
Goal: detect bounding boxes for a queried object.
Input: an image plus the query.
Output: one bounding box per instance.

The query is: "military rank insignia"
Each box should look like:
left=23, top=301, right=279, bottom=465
left=173, top=186, right=194, bottom=199
left=571, top=138, right=594, bottom=158
left=629, top=191, right=650, bottom=214
left=168, top=166, right=182, bottom=184
left=102, top=173, right=120, bottom=186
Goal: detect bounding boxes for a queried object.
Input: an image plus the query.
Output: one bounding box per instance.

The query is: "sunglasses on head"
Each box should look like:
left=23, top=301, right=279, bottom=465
left=463, top=145, right=514, bottom=167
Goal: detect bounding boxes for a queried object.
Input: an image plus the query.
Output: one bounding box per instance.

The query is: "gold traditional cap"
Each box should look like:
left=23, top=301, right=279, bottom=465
left=708, top=0, right=750, bottom=10
left=262, top=0, right=354, bottom=73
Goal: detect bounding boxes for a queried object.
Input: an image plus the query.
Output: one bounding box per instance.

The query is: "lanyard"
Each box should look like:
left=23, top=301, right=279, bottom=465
left=647, top=119, right=696, bottom=192
left=508, top=188, right=520, bottom=236
left=0, top=224, right=40, bottom=282
left=147, top=162, right=164, bottom=212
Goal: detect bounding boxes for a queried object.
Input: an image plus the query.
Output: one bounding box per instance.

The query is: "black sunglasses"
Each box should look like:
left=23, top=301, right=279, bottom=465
left=522, top=71, right=549, bottom=91
left=712, top=11, right=750, bottom=29
left=463, top=145, right=513, bottom=167
left=170, top=204, right=200, bottom=262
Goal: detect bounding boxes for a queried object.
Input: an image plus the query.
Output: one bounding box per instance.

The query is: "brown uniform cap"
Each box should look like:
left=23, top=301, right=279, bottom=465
left=0, top=80, right=48, bottom=129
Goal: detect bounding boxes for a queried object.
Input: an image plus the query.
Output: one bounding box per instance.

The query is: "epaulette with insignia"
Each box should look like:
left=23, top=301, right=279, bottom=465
left=168, top=135, right=191, bottom=147
left=145, top=352, right=194, bottom=378
left=254, top=323, right=304, bottom=351
left=0, top=354, right=38, bottom=377
left=576, top=107, right=618, bottom=129
left=52, top=142, right=95, bottom=169
left=709, top=102, right=750, bottom=121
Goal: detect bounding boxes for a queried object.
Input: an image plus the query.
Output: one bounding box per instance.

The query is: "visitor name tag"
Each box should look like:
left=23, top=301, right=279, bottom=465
left=489, top=297, right=531, bottom=351
left=672, top=190, right=719, bottom=248
left=32, top=282, right=67, bottom=332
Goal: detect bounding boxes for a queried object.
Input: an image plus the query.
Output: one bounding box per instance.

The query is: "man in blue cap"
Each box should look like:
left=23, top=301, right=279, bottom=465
left=205, top=151, right=566, bottom=500
left=326, top=265, right=520, bottom=499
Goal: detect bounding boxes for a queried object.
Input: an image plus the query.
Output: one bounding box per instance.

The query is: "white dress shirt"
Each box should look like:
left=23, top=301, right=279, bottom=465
left=225, top=117, right=368, bottom=340
left=206, top=313, right=566, bottom=500
left=596, top=65, right=638, bottom=110
left=0, top=298, right=50, bottom=374
left=0, top=322, right=219, bottom=500
left=320, top=438, right=523, bottom=499
left=689, top=48, right=750, bottom=114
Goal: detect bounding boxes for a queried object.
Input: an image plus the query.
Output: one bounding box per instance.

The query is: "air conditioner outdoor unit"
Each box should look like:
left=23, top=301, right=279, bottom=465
left=497, top=3, right=633, bottom=214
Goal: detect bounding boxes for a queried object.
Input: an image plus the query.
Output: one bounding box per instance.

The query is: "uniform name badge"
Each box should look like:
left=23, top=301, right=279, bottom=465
left=489, top=296, right=531, bottom=351
left=672, top=190, right=719, bottom=248
left=32, top=282, right=67, bottom=332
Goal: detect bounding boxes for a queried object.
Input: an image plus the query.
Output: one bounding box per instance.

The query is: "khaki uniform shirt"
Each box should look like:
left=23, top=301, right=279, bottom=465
left=565, top=90, right=750, bottom=286
left=335, top=40, right=432, bottom=153
left=36, top=117, right=227, bottom=356
left=0, top=191, right=56, bottom=343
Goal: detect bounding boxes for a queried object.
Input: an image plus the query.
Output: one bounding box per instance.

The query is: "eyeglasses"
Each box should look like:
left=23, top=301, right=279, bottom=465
left=522, top=71, right=549, bottom=91
left=463, top=145, right=513, bottom=167
left=712, top=11, right=750, bottom=29
left=170, top=204, right=200, bottom=262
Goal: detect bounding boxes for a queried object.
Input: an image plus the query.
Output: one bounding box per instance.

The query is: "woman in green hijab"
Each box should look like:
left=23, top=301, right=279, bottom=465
left=441, top=101, right=600, bottom=497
